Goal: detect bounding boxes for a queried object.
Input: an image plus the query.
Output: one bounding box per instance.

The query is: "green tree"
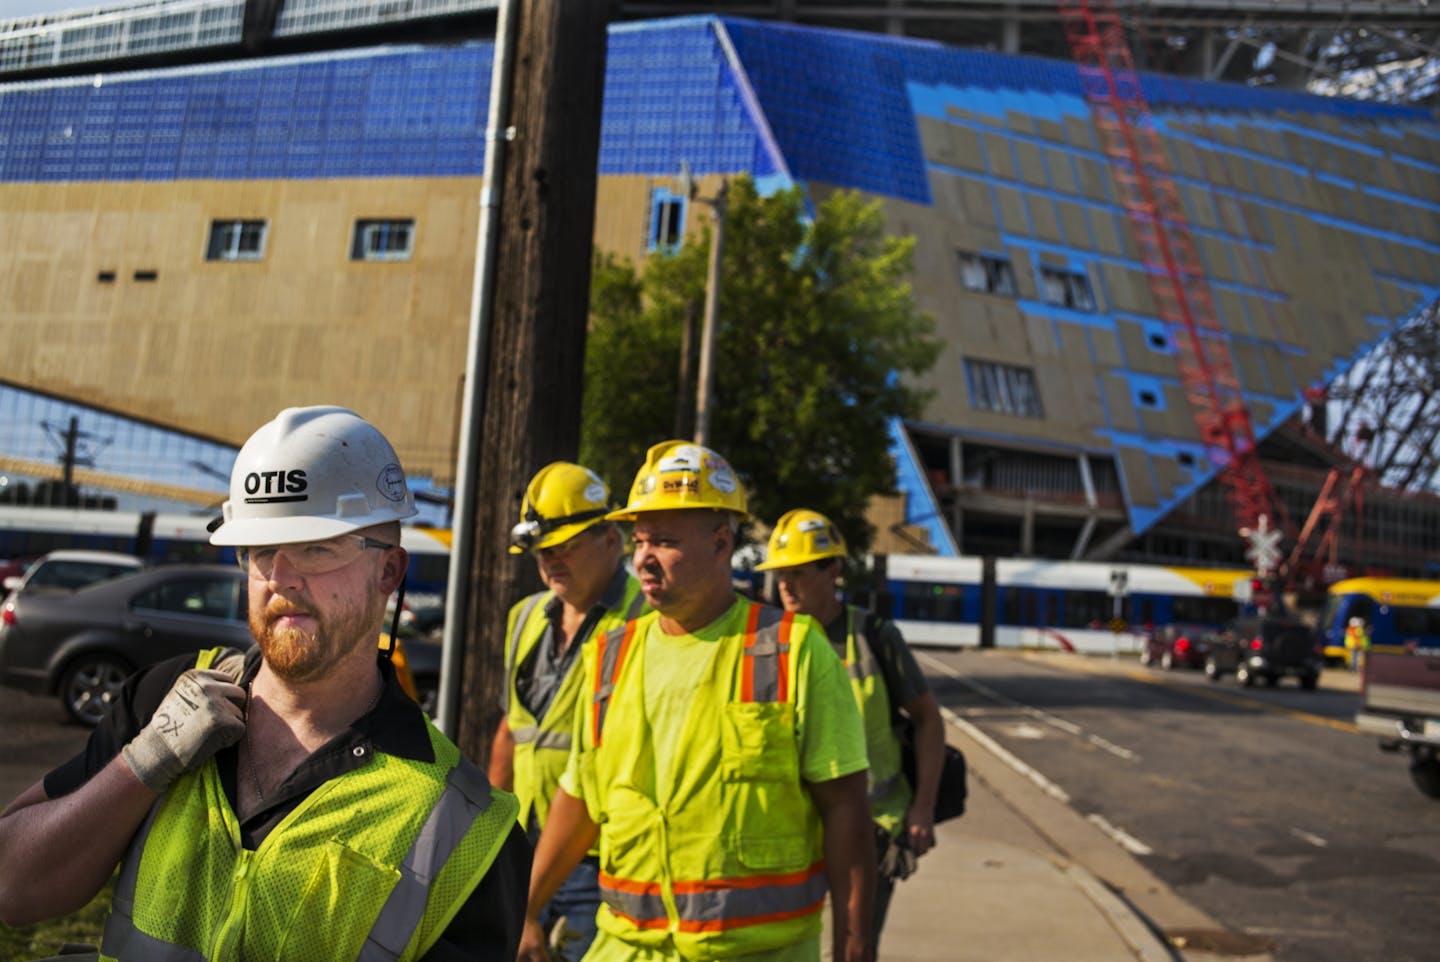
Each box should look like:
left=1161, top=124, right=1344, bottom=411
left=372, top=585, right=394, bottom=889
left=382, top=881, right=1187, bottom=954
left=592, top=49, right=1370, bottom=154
left=582, top=176, right=937, bottom=556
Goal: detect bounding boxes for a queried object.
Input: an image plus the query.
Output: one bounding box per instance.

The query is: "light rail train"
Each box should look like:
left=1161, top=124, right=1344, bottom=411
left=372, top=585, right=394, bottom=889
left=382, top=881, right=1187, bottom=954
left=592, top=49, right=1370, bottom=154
left=878, top=554, right=1255, bottom=655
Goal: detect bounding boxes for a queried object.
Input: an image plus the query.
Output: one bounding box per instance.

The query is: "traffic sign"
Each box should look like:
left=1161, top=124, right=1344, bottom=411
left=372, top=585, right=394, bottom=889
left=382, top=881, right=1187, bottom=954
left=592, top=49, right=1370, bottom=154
left=1243, top=514, right=1283, bottom=578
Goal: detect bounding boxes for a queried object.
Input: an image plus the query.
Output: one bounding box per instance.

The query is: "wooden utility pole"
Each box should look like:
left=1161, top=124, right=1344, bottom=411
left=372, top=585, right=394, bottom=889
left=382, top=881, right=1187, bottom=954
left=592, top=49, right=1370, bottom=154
left=453, top=0, right=611, bottom=764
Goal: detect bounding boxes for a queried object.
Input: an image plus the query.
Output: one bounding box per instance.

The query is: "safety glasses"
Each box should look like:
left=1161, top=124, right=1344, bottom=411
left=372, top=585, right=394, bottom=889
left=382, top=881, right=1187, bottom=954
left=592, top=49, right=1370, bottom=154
left=237, top=534, right=394, bottom=578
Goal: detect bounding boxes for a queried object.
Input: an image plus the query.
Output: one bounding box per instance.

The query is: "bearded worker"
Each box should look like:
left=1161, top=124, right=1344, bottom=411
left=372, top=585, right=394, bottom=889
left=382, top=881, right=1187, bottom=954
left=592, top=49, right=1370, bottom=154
left=0, top=406, right=529, bottom=962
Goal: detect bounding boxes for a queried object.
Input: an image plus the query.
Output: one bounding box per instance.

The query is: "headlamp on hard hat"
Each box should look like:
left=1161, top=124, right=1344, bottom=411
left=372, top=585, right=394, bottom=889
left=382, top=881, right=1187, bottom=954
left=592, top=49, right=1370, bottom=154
left=509, top=505, right=609, bottom=553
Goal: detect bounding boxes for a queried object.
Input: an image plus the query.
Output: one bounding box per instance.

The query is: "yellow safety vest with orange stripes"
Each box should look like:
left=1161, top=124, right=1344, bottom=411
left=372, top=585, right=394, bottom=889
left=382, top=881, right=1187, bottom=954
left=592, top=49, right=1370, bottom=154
left=578, top=602, right=827, bottom=957
left=503, top=576, right=644, bottom=831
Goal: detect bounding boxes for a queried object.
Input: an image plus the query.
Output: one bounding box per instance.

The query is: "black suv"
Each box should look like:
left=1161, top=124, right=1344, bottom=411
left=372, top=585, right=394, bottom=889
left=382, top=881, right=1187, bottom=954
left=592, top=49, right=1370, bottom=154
left=1204, top=616, right=1323, bottom=690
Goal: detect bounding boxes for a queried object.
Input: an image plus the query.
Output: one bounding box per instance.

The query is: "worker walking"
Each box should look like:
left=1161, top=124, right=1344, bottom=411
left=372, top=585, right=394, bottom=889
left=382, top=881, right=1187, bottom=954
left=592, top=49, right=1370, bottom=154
left=756, top=509, right=946, bottom=958
left=517, top=440, right=875, bottom=962
left=490, top=462, right=646, bottom=961
left=0, top=406, right=529, bottom=961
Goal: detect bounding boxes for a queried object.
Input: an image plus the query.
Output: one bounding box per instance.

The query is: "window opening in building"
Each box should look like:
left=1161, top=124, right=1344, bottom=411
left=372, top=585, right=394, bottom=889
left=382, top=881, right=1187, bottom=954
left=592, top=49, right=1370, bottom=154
left=964, top=359, right=1044, bottom=418
left=133, top=270, right=158, bottom=282
left=649, top=189, right=687, bottom=252
left=1039, top=265, right=1096, bottom=310
left=351, top=219, right=415, bottom=261
left=957, top=251, right=1016, bottom=296
left=206, top=219, right=268, bottom=262
left=97, top=271, right=116, bottom=283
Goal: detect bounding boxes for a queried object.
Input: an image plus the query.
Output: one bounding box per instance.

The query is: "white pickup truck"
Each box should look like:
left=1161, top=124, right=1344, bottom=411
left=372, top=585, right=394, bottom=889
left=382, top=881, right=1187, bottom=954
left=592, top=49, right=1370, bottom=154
left=1355, top=644, right=1440, bottom=799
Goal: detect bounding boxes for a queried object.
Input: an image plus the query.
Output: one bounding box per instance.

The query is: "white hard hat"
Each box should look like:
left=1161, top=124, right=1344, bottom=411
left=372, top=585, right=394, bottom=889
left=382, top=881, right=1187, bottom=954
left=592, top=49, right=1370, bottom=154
left=209, top=406, right=417, bottom=546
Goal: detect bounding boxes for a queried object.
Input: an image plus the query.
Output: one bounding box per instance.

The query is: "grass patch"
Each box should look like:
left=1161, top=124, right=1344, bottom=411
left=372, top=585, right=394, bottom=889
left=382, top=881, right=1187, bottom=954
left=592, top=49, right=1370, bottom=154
left=0, top=880, right=111, bottom=960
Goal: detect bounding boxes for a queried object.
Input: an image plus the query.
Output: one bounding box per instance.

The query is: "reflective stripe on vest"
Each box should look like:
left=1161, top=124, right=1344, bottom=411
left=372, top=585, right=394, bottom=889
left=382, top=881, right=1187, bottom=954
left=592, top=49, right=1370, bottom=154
left=501, top=591, right=548, bottom=716
left=600, top=861, right=827, bottom=932
left=593, top=603, right=793, bottom=744
left=591, top=618, right=639, bottom=745
left=356, top=754, right=494, bottom=961
left=846, top=607, right=910, bottom=826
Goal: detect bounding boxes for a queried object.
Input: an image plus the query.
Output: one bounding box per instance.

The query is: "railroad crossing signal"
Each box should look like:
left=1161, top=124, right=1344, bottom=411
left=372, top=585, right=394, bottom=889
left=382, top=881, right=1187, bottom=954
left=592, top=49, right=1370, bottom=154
left=1243, top=514, right=1283, bottom=578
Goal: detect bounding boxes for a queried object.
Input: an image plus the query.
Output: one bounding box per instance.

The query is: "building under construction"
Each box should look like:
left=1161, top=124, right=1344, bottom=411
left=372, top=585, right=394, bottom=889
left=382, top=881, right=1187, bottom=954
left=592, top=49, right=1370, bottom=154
left=0, top=0, right=1437, bottom=585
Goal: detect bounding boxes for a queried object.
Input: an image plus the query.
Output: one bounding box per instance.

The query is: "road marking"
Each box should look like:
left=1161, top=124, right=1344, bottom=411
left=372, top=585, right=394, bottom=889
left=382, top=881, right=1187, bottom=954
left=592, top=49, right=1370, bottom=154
left=919, top=650, right=1139, bottom=761
left=1087, top=813, right=1153, bottom=856
left=1008, top=723, right=1048, bottom=739
left=937, top=683, right=1156, bottom=864
left=1290, top=827, right=1328, bottom=848
left=941, top=705, right=1071, bottom=804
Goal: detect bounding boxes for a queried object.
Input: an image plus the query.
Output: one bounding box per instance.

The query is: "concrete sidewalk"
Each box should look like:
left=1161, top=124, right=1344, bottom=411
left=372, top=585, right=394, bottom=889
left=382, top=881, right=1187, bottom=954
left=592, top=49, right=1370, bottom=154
left=878, top=651, right=1289, bottom=962
left=878, top=748, right=1177, bottom=962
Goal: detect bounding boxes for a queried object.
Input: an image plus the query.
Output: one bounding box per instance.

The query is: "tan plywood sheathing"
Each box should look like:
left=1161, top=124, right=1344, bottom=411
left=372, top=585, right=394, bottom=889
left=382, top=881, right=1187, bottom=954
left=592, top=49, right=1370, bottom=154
left=1118, top=448, right=1155, bottom=507
left=1029, top=198, right=1062, bottom=244
left=1103, top=374, right=1138, bottom=435
left=1014, top=140, right=1047, bottom=188
left=992, top=185, right=1028, bottom=234
left=981, top=131, right=1014, bottom=180
left=1055, top=199, right=1089, bottom=247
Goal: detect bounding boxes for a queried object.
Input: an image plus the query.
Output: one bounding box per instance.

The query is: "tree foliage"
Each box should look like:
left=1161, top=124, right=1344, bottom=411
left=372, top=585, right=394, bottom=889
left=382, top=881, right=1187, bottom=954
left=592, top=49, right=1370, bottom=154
left=581, top=177, right=937, bottom=556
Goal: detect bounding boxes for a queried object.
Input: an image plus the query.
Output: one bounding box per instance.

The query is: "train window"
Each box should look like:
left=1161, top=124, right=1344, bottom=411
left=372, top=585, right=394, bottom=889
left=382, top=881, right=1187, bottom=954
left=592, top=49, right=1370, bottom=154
left=1060, top=590, right=1109, bottom=628
left=899, top=582, right=966, bottom=622
left=1393, top=606, right=1440, bottom=638
left=1000, top=587, right=1022, bottom=625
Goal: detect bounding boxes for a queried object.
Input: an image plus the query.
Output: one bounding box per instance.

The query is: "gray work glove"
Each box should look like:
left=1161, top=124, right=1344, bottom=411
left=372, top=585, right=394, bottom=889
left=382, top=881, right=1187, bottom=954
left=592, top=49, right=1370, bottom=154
left=121, top=664, right=247, bottom=793
left=878, top=831, right=917, bottom=882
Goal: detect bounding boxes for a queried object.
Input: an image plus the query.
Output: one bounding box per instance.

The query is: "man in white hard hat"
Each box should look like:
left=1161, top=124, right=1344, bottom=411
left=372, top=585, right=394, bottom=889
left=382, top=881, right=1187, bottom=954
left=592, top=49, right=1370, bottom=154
left=489, top=462, right=646, bottom=961
left=0, top=406, right=530, bottom=961
left=517, top=441, right=874, bottom=962
left=756, top=509, right=946, bottom=959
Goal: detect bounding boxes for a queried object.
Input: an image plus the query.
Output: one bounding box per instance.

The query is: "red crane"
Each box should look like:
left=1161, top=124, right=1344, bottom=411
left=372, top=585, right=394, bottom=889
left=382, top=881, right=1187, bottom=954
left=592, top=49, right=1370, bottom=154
left=1057, top=0, right=1290, bottom=541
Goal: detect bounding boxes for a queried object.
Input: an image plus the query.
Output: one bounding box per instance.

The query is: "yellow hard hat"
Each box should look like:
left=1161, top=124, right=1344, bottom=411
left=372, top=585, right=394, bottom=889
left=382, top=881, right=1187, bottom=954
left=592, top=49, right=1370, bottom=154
left=754, top=509, right=847, bottom=570
left=606, top=440, right=747, bottom=521
left=509, top=462, right=612, bottom=554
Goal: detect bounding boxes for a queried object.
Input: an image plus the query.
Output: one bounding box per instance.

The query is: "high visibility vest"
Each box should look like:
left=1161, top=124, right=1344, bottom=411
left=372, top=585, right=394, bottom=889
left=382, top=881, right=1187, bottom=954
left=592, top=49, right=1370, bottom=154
left=583, top=603, right=828, bottom=959
left=504, top=575, right=644, bottom=830
left=99, top=648, right=519, bottom=962
left=845, top=606, right=912, bottom=835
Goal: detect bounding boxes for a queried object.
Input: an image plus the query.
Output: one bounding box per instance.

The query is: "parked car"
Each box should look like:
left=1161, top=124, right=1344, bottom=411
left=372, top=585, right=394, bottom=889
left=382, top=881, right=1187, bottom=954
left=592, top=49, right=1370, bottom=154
left=1139, top=622, right=1214, bottom=670
left=0, top=564, right=250, bottom=725
left=1204, top=616, right=1323, bottom=689
left=2, top=549, right=143, bottom=597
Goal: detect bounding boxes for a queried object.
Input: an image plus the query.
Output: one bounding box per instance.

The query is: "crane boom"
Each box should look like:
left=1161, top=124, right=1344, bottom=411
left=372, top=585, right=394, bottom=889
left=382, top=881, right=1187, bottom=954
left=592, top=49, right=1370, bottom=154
left=1057, top=0, right=1288, bottom=538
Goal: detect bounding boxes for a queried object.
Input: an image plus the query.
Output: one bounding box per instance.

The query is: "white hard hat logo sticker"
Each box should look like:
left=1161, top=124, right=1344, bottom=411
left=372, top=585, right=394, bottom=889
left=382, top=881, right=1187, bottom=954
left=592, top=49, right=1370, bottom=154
left=376, top=463, right=407, bottom=503
left=243, top=469, right=309, bottom=504
left=708, top=468, right=736, bottom=494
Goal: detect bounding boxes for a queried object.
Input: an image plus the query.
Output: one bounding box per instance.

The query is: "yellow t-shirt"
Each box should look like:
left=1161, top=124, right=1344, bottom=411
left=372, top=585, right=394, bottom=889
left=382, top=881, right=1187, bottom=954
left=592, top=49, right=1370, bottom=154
left=560, top=595, right=868, bottom=799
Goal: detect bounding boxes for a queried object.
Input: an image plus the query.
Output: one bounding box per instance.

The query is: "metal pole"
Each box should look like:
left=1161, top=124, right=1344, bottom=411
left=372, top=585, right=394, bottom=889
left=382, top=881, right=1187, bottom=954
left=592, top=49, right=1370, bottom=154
left=436, top=0, right=518, bottom=739
left=694, top=180, right=727, bottom=447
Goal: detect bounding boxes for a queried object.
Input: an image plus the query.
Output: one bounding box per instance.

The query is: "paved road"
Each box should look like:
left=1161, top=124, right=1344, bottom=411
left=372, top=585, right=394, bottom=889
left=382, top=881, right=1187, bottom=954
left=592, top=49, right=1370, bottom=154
left=917, top=648, right=1439, bottom=962
left=0, top=688, right=89, bottom=805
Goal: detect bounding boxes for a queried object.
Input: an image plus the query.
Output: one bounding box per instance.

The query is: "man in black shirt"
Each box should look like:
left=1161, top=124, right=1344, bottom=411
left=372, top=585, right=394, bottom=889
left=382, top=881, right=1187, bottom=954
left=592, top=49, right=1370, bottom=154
left=0, top=406, right=528, bottom=961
